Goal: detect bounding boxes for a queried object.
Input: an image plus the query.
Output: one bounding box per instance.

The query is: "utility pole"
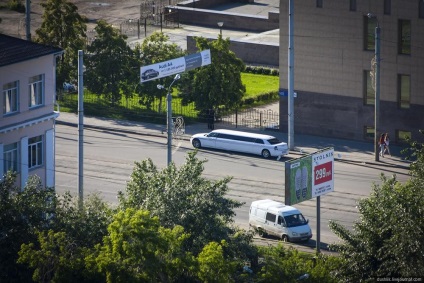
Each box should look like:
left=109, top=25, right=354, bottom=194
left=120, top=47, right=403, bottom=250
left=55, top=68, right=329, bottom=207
left=25, top=0, right=31, bottom=40
left=288, top=0, right=294, bottom=150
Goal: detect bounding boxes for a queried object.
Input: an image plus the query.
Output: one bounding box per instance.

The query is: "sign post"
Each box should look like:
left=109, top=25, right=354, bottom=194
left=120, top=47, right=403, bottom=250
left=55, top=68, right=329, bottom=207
left=285, top=147, right=334, bottom=253
left=141, top=50, right=211, bottom=165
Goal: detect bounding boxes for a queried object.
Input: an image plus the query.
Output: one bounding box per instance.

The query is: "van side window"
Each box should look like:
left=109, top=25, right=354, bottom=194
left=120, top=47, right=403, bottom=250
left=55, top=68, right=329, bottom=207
left=278, top=216, right=284, bottom=225
left=266, top=213, right=276, bottom=223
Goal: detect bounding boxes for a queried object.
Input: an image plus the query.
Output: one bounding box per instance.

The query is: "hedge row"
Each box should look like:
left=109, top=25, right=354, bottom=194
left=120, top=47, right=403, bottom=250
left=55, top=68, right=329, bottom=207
left=242, top=91, right=279, bottom=105
left=244, top=65, right=279, bottom=76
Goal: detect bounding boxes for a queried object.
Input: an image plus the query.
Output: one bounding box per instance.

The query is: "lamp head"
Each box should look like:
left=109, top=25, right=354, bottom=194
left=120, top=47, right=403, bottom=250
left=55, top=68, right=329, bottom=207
left=174, top=74, right=181, bottom=80
left=367, top=13, right=376, bottom=19
left=217, top=22, right=224, bottom=27
left=157, top=84, right=164, bottom=90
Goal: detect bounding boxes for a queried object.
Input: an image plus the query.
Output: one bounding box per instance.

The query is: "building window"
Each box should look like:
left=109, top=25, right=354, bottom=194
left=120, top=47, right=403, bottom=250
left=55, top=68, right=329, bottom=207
left=349, top=0, right=356, bottom=11
left=396, top=130, right=411, bottom=144
left=29, top=74, right=44, bottom=107
left=316, top=0, right=323, bottom=8
left=3, top=142, right=19, bottom=174
left=398, top=20, right=411, bottom=55
left=384, top=0, right=391, bottom=15
left=28, top=135, right=43, bottom=168
left=364, top=126, right=375, bottom=140
left=419, top=0, right=424, bottom=18
left=3, top=81, right=19, bottom=115
left=364, top=16, right=377, bottom=51
left=364, top=70, right=374, bottom=105
left=398, top=75, right=410, bottom=109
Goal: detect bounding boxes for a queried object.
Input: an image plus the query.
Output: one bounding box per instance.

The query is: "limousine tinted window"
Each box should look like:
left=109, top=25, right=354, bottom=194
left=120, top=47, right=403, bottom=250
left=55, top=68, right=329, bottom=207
left=255, top=139, right=264, bottom=144
left=268, top=138, right=282, bottom=145
left=217, top=134, right=255, bottom=143
left=207, top=132, right=219, bottom=138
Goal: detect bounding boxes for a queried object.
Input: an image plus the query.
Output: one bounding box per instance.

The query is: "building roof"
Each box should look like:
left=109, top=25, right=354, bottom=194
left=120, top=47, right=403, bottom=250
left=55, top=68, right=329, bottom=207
left=0, top=34, right=63, bottom=67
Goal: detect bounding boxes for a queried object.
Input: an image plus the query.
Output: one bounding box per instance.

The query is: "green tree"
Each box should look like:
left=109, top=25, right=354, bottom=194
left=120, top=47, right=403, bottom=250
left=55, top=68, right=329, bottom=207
left=329, top=133, right=424, bottom=281
left=85, top=20, right=134, bottom=104
left=197, top=241, right=235, bottom=283
left=0, top=173, right=56, bottom=283
left=136, top=32, right=185, bottom=112
left=117, top=151, right=244, bottom=255
left=16, top=193, right=113, bottom=283
left=18, top=230, right=90, bottom=283
left=178, top=34, right=246, bottom=113
left=257, top=244, right=339, bottom=283
left=35, top=0, right=87, bottom=86
left=90, top=208, right=194, bottom=282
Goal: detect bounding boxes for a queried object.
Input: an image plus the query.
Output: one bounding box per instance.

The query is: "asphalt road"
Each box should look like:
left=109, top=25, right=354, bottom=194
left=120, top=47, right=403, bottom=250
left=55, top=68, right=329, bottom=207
left=55, top=122, right=410, bottom=252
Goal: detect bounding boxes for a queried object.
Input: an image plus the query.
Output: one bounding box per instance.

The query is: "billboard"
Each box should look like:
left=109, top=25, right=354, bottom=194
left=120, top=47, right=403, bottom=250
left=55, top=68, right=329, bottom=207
left=285, top=148, right=334, bottom=205
left=140, top=49, right=211, bottom=83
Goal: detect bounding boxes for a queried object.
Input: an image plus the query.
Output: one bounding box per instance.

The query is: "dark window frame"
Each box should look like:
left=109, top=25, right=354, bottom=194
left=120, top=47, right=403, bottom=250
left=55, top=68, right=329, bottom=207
left=398, top=74, right=411, bottom=109
left=364, top=16, right=376, bottom=51
left=363, top=70, right=375, bottom=105
left=398, top=19, right=411, bottom=55
left=420, top=0, right=424, bottom=19
left=384, top=0, right=391, bottom=15
left=316, top=0, right=323, bottom=8
left=349, top=0, right=356, bottom=11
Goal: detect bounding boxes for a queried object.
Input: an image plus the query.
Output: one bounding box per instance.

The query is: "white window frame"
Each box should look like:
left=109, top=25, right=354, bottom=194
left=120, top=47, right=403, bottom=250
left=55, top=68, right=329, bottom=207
left=3, top=142, right=19, bottom=174
left=29, top=74, right=44, bottom=107
left=28, top=135, right=43, bottom=168
left=3, top=81, right=19, bottom=115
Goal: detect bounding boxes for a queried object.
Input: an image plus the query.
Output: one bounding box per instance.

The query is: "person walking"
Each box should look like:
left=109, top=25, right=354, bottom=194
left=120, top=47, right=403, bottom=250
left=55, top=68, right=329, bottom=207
left=379, top=133, right=386, bottom=157
left=383, top=133, right=392, bottom=156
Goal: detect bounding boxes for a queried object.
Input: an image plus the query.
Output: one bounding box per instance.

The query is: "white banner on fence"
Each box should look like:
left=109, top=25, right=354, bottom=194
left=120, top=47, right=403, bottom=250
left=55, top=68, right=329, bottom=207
left=140, top=49, right=211, bottom=83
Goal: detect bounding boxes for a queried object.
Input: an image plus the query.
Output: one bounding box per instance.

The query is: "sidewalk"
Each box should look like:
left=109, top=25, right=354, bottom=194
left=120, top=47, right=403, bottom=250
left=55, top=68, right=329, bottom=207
left=56, top=111, right=411, bottom=170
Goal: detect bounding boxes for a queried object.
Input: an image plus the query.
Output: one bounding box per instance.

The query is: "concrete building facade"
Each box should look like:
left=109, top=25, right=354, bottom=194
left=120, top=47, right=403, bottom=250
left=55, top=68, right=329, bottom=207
left=0, top=34, right=63, bottom=188
left=278, top=0, right=424, bottom=143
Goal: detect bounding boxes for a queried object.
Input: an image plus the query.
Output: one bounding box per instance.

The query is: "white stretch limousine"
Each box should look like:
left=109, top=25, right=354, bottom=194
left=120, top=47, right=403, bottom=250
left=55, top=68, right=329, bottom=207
left=190, top=129, right=289, bottom=159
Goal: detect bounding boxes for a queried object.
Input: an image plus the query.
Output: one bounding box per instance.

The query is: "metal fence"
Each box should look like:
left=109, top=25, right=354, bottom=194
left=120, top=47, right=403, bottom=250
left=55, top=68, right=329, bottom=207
left=57, top=91, right=279, bottom=130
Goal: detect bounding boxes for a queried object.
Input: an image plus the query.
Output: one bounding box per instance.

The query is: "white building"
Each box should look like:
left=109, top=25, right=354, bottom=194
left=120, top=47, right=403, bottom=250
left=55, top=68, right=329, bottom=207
left=1, top=34, right=63, bottom=188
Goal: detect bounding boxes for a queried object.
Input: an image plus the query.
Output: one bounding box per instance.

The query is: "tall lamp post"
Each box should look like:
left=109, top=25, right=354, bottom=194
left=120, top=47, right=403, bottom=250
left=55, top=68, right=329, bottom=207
left=217, top=21, right=224, bottom=36
left=367, top=13, right=381, bottom=162
left=157, top=73, right=181, bottom=165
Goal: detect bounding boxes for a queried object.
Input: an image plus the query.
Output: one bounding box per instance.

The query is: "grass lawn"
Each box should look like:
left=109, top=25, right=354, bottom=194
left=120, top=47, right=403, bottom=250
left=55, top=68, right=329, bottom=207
left=242, top=73, right=279, bottom=99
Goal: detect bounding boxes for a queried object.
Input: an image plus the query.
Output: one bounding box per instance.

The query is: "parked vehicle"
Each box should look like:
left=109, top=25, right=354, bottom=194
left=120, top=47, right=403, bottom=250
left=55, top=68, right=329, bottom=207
left=141, top=69, right=159, bottom=80
left=63, top=82, right=77, bottom=93
left=249, top=199, right=312, bottom=242
left=190, top=129, right=288, bottom=160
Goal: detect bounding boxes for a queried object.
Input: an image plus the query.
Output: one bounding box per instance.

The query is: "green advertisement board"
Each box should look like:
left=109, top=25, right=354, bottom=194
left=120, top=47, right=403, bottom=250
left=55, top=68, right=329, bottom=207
left=285, top=148, right=334, bottom=205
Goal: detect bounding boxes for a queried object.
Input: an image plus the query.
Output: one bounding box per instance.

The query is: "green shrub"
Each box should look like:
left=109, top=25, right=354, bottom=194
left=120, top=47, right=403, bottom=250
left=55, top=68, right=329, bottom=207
left=7, top=0, right=25, bottom=13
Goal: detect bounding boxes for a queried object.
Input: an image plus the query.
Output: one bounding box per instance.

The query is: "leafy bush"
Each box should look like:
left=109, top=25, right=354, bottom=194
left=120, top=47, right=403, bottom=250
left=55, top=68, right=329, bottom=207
left=7, top=0, right=25, bottom=13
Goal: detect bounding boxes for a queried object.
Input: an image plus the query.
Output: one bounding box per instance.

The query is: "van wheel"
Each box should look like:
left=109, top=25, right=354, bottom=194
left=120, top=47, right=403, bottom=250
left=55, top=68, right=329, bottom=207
left=261, top=149, right=271, bottom=158
left=192, top=139, right=201, bottom=148
left=258, top=228, right=267, bottom=238
left=282, top=235, right=289, bottom=242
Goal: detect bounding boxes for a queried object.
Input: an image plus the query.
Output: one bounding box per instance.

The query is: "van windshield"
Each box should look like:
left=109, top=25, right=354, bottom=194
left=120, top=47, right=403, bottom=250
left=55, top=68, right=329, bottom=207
left=284, top=213, right=307, bottom=227
left=267, top=138, right=281, bottom=145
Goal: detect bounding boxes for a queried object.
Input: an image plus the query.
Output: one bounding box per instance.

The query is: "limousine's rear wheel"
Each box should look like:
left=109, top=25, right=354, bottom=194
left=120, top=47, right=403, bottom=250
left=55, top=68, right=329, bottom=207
left=192, top=139, right=201, bottom=148
left=261, top=149, right=271, bottom=158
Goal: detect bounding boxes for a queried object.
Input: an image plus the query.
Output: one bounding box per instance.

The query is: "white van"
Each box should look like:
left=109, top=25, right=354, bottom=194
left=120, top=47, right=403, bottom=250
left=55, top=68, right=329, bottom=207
left=249, top=199, right=312, bottom=242
left=190, top=129, right=288, bottom=160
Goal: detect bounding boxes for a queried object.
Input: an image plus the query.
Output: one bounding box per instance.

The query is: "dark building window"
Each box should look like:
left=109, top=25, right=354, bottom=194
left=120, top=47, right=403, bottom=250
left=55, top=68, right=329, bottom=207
left=364, top=70, right=375, bottom=105
left=364, top=16, right=377, bottom=51
left=398, top=20, right=411, bottom=54
left=317, top=0, right=323, bottom=8
left=364, top=126, right=375, bottom=140
left=398, top=74, right=411, bottom=109
left=396, top=130, right=411, bottom=144
left=384, top=0, right=391, bottom=15
left=419, top=0, right=424, bottom=18
left=350, top=0, right=356, bottom=11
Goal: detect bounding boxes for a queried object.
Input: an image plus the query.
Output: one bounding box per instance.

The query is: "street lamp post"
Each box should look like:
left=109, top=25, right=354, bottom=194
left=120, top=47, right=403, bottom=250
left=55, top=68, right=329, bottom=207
left=217, top=21, right=224, bottom=36
left=367, top=13, right=381, bottom=162
left=157, top=73, right=181, bottom=165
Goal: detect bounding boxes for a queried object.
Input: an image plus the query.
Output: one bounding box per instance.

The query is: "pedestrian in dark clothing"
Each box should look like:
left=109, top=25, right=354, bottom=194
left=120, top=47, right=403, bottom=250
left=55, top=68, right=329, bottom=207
left=207, top=109, right=215, bottom=130
left=379, top=133, right=386, bottom=157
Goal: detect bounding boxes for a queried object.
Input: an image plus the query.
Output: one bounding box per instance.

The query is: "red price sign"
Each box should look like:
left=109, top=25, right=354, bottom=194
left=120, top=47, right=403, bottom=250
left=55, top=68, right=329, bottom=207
left=314, top=161, right=332, bottom=185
